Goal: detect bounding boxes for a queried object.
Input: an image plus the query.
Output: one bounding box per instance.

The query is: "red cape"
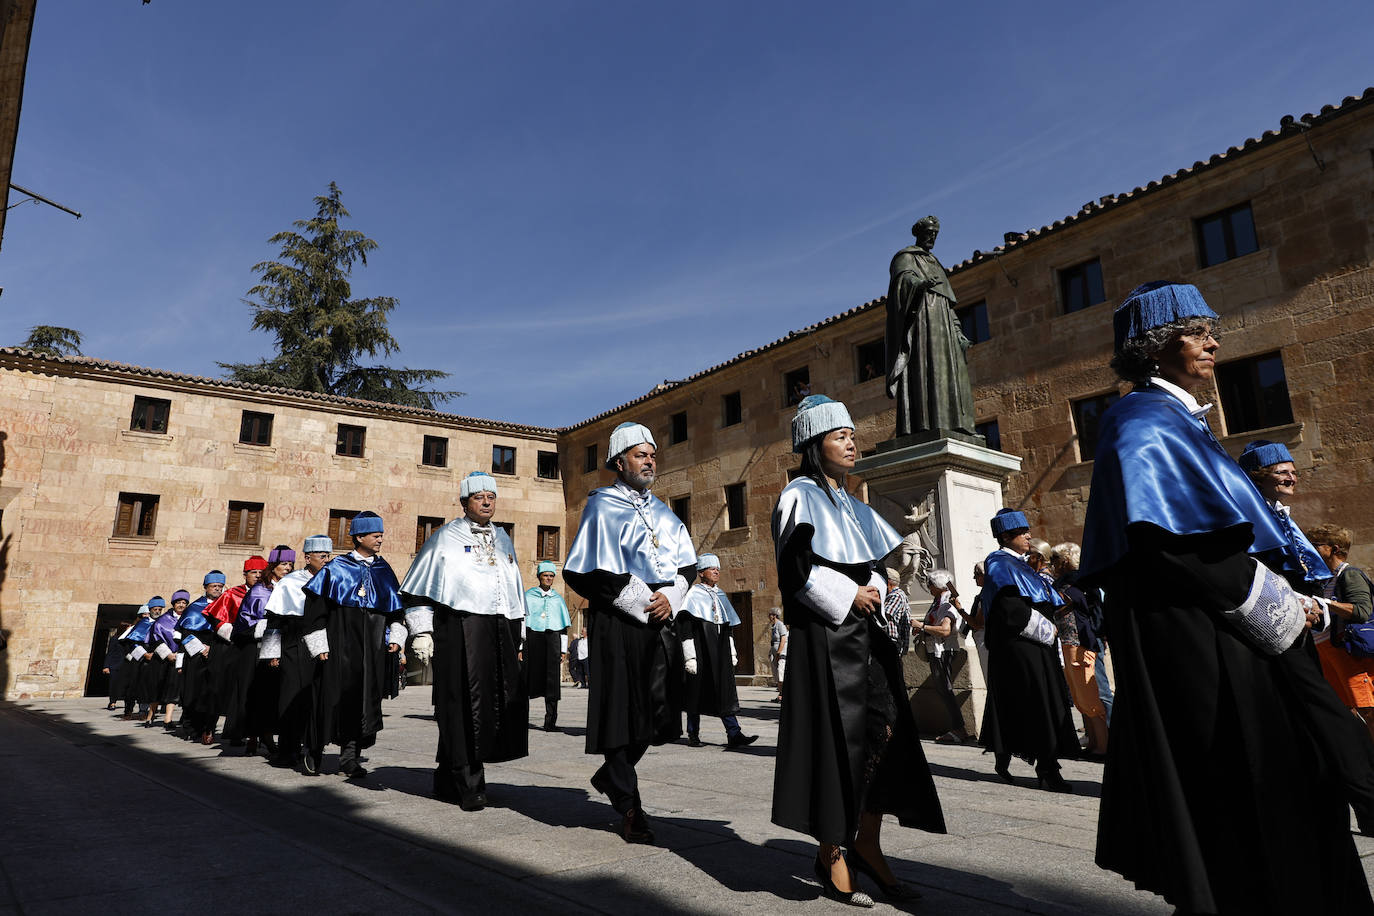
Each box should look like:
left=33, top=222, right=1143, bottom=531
left=205, top=584, right=248, bottom=626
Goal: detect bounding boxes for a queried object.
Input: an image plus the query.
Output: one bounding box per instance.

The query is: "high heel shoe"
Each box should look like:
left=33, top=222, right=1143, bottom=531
left=849, top=851, right=922, bottom=900
left=1037, top=772, right=1074, bottom=793
left=813, top=856, right=875, bottom=908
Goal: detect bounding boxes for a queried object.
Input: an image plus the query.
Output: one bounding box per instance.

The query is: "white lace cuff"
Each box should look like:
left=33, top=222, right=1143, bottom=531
left=259, top=630, right=282, bottom=660
left=796, top=565, right=858, bottom=626
left=387, top=622, right=408, bottom=647
left=175, top=653, right=183, bottom=669
left=1019, top=609, right=1058, bottom=646
left=560, top=634, right=568, bottom=654
left=1224, top=561, right=1306, bottom=655
left=658, top=575, right=690, bottom=618
left=613, top=575, right=654, bottom=623
left=405, top=605, right=435, bottom=635
left=681, top=637, right=697, bottom=662
left=130, top=646, right=147, bottom=661
left=730, top=636, right=738, bottom=666
left=181, top=635, right=205, bottom=656
left=253, top=618, right=267, bottom=640
left=215, top=623, right=234, bottom=642
left=154, top=643, right=172, bottom=660
left=304, top=628, right=330, bottom=657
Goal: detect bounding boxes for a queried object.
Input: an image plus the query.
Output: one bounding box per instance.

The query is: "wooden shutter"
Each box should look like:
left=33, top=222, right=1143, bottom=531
left=225, top=507, right=241, bottom=543
left=244, top=506, right=261, bottom=544
left=115, top=497, right=134, bottom=537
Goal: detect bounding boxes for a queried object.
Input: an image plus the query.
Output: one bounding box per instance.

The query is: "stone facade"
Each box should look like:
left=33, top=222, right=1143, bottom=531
left=0, top=351, right=565, bottom=698
left=561, top=90, right=1374, bottom=679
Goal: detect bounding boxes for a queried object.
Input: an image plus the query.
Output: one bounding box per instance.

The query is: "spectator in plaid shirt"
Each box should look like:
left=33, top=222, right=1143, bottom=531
left=883, top=574, right=913, bottom=656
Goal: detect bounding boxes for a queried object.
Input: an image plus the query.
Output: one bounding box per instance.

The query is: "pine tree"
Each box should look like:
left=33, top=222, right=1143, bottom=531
left=19, top=325, right=83, bottom=357
left=220, top=182, right=458, bottom=409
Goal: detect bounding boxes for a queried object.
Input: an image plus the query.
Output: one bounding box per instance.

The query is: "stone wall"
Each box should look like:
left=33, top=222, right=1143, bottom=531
left=561, top=95, right=1374, bottom=674
left=0, top=355, right=565, bottom=698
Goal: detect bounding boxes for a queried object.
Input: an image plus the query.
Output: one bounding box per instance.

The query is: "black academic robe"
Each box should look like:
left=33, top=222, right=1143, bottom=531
left=273, top=615, right=318, bottom=753
left=523, top=628, right=565, bottom=701
left=306, top=593, right=402, bottom=750
left=564, top=566, right=694, bottom=753
left=770, top=528, right=945, bottom=847
left=676, top=614, right=740, bottom=718
left=1094, top=525, right=1373, bottom=915
left=979, top=585, right=1079, bottom=767
left=424, top=604, right=528, bottom=772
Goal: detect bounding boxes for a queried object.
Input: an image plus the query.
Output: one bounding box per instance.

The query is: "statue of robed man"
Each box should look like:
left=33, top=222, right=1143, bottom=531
left=885, top=215, right=976, bottom=438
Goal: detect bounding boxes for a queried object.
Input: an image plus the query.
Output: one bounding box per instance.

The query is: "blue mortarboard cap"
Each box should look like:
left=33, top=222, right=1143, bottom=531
left=990, top=508, right=1030, bottom=538
left=1238, top=439, right=1294, bottom=472
left=350, top=511, right=384, bottom=536
left=148, top=595, right=166, bottom=608
left=204, top=570, right=226, bottom=585
left=303, top=535, right=333, bottom=553
left=605, top=422, right=656, bottom=469
left=460, top=471, right=499, bottom=498
left=1113, top=282, right=1218, bottom=353
left=697, top=553, right=721, bottom=571
left=537, top=560, right=557, bottom=575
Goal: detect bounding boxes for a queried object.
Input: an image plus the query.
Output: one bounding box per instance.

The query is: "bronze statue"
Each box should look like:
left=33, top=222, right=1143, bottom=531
left=885, top=216, right=976, bottom=439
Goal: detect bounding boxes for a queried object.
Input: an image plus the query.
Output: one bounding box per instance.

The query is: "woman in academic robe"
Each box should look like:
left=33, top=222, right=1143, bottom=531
left=1080, top=281, right=1373, bottom=915
left=977, top=511, right=1079, bottom=789
left=235, top=546, right=294, bottom=757
left=771, top=395, right=945, bottom=908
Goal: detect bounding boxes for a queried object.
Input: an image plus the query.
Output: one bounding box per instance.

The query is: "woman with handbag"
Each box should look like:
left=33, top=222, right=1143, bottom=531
left=1080, top=281, right=1372, bottom=915
left=1308, top=523, right=1374, bottom=743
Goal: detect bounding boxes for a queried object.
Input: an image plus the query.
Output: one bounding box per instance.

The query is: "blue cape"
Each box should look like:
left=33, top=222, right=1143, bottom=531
left=1265, top=507, right=1333, bottom=587
left=981, top=550, right=1063, bottom=609
left=565, top=485, right=696, bottom=584
left=523, top=587, right=572, bottom=631
left=304, top=553, right=403, bottom=613
left=1080, top=387, right=1290, bottom=578
left=178, top=596, right=212, bottom=633
left=124, top=617, right=154, bottom=643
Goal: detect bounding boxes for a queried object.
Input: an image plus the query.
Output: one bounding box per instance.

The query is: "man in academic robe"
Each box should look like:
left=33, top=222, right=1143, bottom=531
left=175, top=571, right=226, bottom=743
left=402, top=472, right=529, bottom=809
left=678, top=554, right=756, bottom=749
left=302, top=511, right=405, bottom=779
left=260, top=535, right=332, bottom=768
left=145, top=590, right=188, bottom=729
left=102, top=623, right=130, bottom=710
left=1239, top=438, right=1374, bottom=835
left=113, top=605, right=155, bottom=719
left=564, top=422, right=696, bottom=844
left=204, top=557, right=266, bottom=744
left=232, top=545, right=295, bottom=757
left=523, top=560, right=571, bottom=732
left=131, top=596, right=167, bottom=721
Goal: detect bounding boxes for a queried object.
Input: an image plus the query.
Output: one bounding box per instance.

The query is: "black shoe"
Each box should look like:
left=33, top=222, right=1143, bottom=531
left=849, top=851, right=922, bottom=900
left=726, top=732, right=758, bottom=749
left=687, top=735, right=703, bottom=748
left=340, top=760, right=368, bottom=779
left=543, top=723, right=558, bottom=732
left=994, top=763, right=1016, bottom=785
left=813, top=856, right=874, bottom=908
left=1037, top=772, right=1073, bottom=793
left=590, top=766, right=613, bottom=798
left=459, top=792, right=487, bottom=812
left=301, top=753, right=320, bottom=776
left=621, top=807, right=654, bottom=844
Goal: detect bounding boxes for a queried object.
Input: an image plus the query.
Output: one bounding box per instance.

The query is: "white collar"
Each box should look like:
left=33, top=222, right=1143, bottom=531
left=1149, top=376, right=1213, bottom=418
left=613, top=479, right=649, bottom=501
left=349, top=550, right=376, bottom=565
left=1270, top=499, right=1292, bottom=517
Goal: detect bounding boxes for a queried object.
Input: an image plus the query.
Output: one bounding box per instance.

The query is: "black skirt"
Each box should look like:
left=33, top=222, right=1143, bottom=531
left=432, top=608, right=528, bottom=769
left=523, top=628, right=564, bottom=701
left=677, top=616, right=740, bottom=718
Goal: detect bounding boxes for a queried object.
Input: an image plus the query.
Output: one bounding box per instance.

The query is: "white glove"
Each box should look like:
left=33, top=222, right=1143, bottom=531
left=411, top=634, right=434, bottom=663
left=253, top=618, right=267, bottom=639
left=685, top=657, right=698, bottom=675
left=216, top=623, right=234, bottom=641
left=729, top=636, right=738, bottom=667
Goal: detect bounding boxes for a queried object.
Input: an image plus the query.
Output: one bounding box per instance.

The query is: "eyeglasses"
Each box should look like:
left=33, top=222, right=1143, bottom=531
left=1179, top=325, right=1222, bottom=343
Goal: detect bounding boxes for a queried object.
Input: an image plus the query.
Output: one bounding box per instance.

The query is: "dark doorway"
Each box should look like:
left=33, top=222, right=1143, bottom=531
left=728, top=591, right=754, bottom=677
left=84, top=604, right=139, bottom=697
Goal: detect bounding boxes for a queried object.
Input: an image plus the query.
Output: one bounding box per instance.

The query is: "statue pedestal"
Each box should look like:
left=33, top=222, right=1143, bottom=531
left=853, top=436, right=1021, bottom=736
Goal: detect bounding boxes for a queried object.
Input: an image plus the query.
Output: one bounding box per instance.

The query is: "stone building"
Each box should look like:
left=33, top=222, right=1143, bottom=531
left=6, top=87, right=1373, bottom=698
left=560, top=88, right=1374, bottom=679
left=0, top=349, right=565, bottom=698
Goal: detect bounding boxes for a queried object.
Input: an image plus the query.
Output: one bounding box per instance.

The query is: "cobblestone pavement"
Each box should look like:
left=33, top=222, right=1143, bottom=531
left=4, top=686, right=1371, bottom=914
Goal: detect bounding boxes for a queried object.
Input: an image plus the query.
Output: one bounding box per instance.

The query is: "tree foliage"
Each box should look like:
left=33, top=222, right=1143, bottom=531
left=19, top=325, right=84, bottom=357
left=219, top=182, right=459, bottom=409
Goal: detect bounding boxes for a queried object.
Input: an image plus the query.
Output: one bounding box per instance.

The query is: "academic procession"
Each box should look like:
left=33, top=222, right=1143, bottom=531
left=8, top=91, right=1374, bottom=915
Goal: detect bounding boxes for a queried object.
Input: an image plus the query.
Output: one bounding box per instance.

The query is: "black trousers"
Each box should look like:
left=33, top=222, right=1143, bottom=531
left=543, top=697, right=558, bottom=728
left=929, top=651, right=965, bottom=735
left=595, top=742, right=648, bottom=815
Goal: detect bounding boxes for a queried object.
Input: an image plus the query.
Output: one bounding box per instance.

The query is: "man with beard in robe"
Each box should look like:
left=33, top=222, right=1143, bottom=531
left=564, top=422, right=696, bottom=844
left=402, top=472, right=529, bottom=810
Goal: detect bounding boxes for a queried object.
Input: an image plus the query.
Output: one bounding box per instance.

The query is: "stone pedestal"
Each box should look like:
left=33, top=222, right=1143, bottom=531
left=853, top=436, right=1021, bottom=734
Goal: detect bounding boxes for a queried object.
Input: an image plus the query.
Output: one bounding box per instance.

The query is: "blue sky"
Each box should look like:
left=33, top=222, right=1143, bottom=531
left=5, top=1, right=1373, bottom=427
